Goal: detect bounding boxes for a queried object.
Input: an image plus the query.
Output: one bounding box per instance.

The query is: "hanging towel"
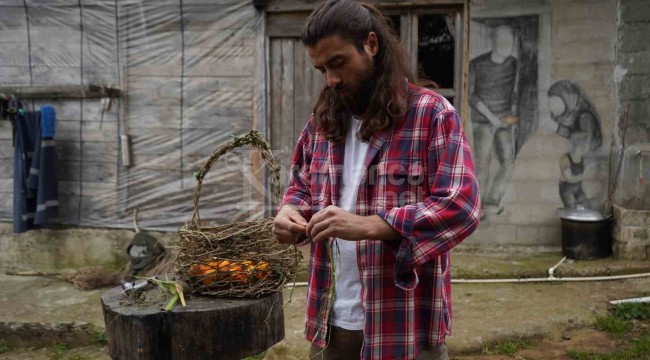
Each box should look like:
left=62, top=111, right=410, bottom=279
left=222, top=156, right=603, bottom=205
left=13, top=108, right=59, bottom=233
left=13, top=111, right=41, bottom=233
left=39, top=105, right=56, bottom=138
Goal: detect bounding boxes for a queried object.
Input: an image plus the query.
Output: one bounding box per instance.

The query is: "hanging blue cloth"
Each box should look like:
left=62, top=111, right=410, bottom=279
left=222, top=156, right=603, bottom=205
left=13, top=106, right=59, bottom=233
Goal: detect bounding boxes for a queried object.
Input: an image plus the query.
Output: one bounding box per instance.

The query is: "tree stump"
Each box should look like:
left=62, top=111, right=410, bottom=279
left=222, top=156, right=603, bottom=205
left=101, top=285, right=284, bottom=360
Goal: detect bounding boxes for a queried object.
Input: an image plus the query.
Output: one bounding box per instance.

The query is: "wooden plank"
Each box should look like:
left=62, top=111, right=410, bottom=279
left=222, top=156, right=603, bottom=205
left=0, top=121, right=13, bottom=140
left=127, top=104, right=181, bottom=129
left=55, top=195, right=81, bottom=224
left=266, top=0, right=467, bottom=13
left=0, top=29, right=29, bottom=43
left=293, top=40, right=312, bottom=141
left=0, top=84, right=120, bottom=99
left=82, top=141, right=119, bottom=163
left=269, top=39, right=283, bottom=163
left=280, top=39, right=295, bottom=184
left=82, top=162, right=117, bottom=183
left=460, top=1, right=470, bottom=128
left=183, top=4, right=256, bottom=31
left=0, top=43, right=30, bottom=66
left=57, top=140, right=82, bottom=162
left=184, top=52, right=255, bottom=77
left=0, top=163, right=14, bottom=179
left=29, top=26, right=82, bottom=44
left=129, top=128, right=180, bottom=156
left=81, top=121, right=118, bottom=142
left=0, top=66, right=31, bottom=85
left=59, top=161, right=81, bottom=182
left=267, top=13, right=309, bottom=37
left=27, top=7, right=81, bottom=28
left=0, top=179, right=12, bottom=192
left=31, top=100, right=82, bottom=121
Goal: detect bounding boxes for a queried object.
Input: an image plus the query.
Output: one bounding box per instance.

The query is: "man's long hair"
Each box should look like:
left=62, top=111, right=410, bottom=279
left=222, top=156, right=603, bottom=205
left=301, top=0, right=415, bottom=143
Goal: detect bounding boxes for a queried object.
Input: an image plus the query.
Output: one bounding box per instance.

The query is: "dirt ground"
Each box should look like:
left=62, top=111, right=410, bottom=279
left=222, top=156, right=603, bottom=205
left=1, top=251, right=650, bottom=359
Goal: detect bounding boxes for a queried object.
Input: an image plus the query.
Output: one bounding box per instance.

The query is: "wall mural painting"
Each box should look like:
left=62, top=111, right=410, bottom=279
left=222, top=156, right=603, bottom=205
left=469, top=16, right=539, bottom=220
left=548, top=80, right=603, bottom=210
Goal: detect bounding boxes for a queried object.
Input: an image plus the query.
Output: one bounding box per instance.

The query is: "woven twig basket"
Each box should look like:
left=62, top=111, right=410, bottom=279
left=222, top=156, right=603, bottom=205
left=176, top=130, right=299, bottom=298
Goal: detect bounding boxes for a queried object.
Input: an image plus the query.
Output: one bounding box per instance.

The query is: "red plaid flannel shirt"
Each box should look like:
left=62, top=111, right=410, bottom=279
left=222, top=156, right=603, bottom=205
left=279, top=84, right=480, bottom=359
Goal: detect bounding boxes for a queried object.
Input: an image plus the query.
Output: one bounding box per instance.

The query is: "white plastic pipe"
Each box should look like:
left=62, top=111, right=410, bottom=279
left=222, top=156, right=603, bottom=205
left=284, top=256, right=650, bottom=287
left=609, top=296, right=650, bottom=305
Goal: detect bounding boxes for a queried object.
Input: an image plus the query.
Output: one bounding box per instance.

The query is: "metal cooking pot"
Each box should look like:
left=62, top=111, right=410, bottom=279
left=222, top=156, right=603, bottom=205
left=557, top=207, right=612, bottom=260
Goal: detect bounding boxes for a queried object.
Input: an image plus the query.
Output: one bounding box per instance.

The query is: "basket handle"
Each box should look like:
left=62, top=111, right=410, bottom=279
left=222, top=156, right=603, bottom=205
left=190, top=130, right=281, bottom=228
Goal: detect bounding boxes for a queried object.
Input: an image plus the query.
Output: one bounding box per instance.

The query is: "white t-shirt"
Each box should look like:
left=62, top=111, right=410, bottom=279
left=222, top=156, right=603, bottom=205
left=330, top=117, right=368, bottom=330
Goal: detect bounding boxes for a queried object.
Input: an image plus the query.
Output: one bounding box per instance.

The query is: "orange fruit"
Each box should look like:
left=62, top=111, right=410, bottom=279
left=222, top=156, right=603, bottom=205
left=202, top=269, right=217, bottom=286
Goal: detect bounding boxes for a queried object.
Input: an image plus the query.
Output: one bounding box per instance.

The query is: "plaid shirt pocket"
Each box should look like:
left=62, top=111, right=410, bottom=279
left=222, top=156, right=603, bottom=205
left=373, top=158, right=426, bottom=209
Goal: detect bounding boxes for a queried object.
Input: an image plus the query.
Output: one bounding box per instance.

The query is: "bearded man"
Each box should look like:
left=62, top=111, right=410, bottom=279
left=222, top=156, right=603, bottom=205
left=272, top=1, right=480, bottom=359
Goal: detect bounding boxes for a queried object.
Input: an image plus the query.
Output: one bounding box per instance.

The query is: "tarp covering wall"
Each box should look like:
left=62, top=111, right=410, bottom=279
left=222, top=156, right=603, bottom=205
left=0, top=0, right=266, bottom=231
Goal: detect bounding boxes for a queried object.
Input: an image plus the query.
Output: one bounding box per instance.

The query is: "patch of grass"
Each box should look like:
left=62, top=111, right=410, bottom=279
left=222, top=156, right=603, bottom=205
left=482, top=338, right=532, bottom=356
left=95, top=330, right=108, bottom=345
left=242, top=352, right=265, bottom=360
left=568, top=323, right=650, bottom=360
left=0, top=344, right=12, bottom=353
left=595, top=316, right=630, bottom=337
left=612, top=302, right=650, bottom=321
left=50, top=342, right=69, bottom=360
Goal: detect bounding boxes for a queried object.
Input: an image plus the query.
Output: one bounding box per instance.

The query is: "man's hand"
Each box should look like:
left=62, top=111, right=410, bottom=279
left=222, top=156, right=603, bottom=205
left=306, top=205, right=401, bottom=243
left=273, top=205, right=308, bottom=244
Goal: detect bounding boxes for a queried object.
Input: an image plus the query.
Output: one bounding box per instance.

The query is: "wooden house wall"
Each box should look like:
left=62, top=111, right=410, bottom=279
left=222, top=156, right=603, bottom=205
left=0, top=0, right=262, bottom=230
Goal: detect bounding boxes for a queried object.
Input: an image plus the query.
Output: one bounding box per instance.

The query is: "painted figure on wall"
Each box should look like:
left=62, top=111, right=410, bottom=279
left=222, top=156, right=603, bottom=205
left=469, top=16, right=538, bottom=219
left=548, top=80, right=603, bottom=209
left=470, top=24, right=519, bottom=217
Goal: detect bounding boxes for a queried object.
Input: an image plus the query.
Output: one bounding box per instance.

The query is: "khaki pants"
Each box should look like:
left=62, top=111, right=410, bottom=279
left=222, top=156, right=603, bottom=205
left=309, top=326, right=449, bottom=360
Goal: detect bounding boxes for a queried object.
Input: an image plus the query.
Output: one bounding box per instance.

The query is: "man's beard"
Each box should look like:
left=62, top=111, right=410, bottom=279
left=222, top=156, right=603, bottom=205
left=339, top=68, right=377, bottom=117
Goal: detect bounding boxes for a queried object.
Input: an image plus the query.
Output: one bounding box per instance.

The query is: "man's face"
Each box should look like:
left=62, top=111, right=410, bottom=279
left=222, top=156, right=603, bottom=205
left=307, top=33, right=378, bottom=114
left=493, top=25, right=515, bottom=58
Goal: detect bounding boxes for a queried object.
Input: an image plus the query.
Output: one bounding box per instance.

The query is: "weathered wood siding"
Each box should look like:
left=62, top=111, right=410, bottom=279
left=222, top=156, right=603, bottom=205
left=0, top=0, right=262, bottom=230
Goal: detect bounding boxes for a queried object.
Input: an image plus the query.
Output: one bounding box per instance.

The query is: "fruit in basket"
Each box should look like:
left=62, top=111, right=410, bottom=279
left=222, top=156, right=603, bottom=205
left=192, top=259, right=272, bottom=287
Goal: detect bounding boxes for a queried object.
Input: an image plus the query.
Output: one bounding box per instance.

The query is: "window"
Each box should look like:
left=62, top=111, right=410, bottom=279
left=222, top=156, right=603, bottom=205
left=385, top=8, right=464, bottom=108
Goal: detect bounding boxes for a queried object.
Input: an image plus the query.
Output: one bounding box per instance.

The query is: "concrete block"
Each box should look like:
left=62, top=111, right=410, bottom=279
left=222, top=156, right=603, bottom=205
left=619, top=23, right=650, bottom=53
left=516, top=225, right=540, bottom=245
left=613, top=204, right=650, bottom=226
left=618, top=74, right=650, bottom=101
left=619, top=51, right=650, bottom=75
left=616, top=225, right=650, bottom=244
left=613, top=242, right=649, bottom=260
left=621, top=0, right=650, bottom=23
left=538, top=224, right=561, bottom=246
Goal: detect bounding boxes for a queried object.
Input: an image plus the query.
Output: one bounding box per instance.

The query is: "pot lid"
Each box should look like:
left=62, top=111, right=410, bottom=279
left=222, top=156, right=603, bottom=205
left=557, top=206, right=606, bottom=221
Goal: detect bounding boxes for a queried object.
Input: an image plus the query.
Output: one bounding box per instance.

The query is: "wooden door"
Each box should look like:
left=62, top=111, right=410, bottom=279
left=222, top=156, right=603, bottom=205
left=269, top=37, right=324, bottom=190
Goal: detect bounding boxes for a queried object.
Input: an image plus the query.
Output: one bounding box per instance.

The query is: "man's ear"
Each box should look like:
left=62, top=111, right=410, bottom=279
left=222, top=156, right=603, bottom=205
left=364, top=32, right=378, bottom=57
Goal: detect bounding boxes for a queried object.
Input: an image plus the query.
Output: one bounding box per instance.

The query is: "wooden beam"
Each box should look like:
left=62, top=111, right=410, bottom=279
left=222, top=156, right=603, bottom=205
left=0, top=84, right=120, bottom=99
left=266, top=0, right=466, bottom=13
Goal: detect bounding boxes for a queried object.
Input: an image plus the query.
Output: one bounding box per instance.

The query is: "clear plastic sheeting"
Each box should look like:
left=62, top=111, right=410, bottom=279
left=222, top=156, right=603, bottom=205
left=0, top=0, right=267, bottom=231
